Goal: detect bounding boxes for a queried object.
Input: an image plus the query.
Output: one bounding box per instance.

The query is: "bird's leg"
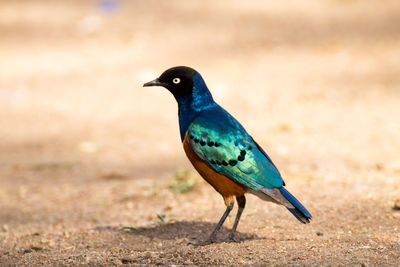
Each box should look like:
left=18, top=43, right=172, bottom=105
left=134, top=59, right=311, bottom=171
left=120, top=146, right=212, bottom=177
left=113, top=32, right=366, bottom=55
left=227, top=195, right=246, bottom=242
left=189, top=201, right=234, bottom=246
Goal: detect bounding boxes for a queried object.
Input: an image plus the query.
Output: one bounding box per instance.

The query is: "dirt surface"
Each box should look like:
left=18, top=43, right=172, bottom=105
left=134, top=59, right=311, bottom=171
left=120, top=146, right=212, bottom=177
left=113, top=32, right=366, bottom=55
left=1, top=0, right=400, bottom=265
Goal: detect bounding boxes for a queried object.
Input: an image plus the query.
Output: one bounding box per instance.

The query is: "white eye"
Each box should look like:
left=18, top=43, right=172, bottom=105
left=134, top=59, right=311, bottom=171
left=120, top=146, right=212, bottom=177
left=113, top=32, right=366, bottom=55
left=172, top=78, right=181, bottom=84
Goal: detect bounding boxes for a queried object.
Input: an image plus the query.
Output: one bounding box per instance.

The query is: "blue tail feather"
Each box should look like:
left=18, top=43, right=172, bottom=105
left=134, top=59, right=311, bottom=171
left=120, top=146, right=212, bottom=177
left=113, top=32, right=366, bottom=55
left=279, top=187, right=312, bottom=224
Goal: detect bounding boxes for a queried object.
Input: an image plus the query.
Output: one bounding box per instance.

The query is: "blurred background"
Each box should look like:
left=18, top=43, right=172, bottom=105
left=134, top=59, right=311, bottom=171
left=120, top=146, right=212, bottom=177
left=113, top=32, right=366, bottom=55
left=1, top=0, right=400, bottom=265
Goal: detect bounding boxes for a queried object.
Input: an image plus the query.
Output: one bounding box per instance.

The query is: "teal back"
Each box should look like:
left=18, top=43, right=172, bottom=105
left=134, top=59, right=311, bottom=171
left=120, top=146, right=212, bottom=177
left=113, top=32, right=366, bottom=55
left=187, top=105, right=284, bottom=190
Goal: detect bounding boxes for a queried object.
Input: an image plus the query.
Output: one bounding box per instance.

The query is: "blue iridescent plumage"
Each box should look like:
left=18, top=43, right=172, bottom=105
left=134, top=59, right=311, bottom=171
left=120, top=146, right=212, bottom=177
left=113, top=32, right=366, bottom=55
left=177, top=73, right=217, bottom=140
left=176, top=72, right=284, bottom=191
left=187, top=106, right=283, bottom=190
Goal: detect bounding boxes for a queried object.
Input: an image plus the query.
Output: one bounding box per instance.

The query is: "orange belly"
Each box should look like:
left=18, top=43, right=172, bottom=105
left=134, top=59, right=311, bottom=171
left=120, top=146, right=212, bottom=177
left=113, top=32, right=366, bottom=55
left=183, top=133, right=246, bottom=205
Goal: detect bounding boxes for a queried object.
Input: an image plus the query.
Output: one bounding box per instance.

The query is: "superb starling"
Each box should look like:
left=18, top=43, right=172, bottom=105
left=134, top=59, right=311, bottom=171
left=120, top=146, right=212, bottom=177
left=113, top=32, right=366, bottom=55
left=144, top=66, right=311, bottom=245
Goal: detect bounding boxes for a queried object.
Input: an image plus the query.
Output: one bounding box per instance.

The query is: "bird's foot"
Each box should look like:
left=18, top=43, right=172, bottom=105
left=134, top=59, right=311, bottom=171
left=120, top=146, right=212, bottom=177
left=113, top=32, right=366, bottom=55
left=187, top=238, right=215, bottom=247
left=222, top=234, right=243, bottom=243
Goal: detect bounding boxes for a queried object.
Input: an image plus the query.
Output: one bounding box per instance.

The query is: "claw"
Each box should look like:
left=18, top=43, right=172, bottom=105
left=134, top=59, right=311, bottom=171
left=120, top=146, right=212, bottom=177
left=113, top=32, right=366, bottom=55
left=187, top=239, right=215, bottom=246
left=223, top=234, right=242, bottom=243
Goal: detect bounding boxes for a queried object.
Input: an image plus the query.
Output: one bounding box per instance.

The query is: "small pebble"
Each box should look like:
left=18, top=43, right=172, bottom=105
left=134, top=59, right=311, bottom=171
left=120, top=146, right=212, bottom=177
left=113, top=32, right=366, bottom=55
left=392, top=200, right=400, bottom=211
left=31, top=245, right=43, bottom=251
left=316, top=232, right=324, bottom=236
left=121, top=258, right=135, bottom=264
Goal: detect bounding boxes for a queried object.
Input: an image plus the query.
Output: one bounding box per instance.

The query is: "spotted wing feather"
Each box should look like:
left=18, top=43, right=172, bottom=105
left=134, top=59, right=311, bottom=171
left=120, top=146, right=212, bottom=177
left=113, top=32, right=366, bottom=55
left=187, top=108, right=284, bottom=191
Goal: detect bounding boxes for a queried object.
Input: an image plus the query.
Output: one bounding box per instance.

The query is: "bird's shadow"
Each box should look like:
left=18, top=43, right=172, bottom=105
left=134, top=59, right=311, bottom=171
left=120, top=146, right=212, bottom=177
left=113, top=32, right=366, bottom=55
left=95, top=221, right=266, bottom=244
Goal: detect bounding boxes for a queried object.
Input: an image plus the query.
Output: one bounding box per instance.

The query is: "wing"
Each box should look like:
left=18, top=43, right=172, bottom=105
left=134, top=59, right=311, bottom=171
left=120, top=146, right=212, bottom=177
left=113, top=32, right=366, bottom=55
left=187, top=108, right=284, bottom=192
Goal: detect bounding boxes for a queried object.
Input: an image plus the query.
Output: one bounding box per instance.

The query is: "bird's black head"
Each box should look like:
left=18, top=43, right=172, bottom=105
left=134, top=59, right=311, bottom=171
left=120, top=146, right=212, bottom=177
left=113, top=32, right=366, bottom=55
left=143, top=66, right=197, bottom=98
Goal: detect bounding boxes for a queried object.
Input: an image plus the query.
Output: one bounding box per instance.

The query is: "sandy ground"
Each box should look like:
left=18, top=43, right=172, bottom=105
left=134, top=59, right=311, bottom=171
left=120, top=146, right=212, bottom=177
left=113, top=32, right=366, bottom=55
left=1, top=0, right=400, bottom=265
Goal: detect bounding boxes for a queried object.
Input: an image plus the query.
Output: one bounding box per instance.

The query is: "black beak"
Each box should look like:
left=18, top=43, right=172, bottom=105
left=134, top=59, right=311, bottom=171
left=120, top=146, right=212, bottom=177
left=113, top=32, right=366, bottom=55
left=143, top=78, right=166, bottom=87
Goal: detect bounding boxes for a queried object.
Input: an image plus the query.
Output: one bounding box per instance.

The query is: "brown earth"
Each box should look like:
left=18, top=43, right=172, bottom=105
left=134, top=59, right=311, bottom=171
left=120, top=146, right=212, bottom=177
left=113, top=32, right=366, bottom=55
left=1, top=0, right=400, bottom=265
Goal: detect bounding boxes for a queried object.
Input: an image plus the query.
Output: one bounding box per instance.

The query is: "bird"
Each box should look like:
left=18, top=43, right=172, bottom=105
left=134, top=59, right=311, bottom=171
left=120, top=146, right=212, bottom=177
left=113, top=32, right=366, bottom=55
left=143, top=66, right=311, bottom=246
